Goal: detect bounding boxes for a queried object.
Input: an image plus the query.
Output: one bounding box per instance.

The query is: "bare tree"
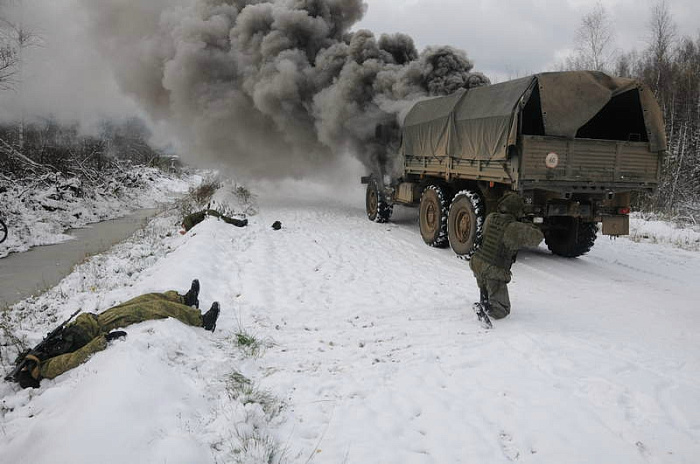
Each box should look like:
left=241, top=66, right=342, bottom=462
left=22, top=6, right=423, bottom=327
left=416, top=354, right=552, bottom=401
left=0, top=1, right=39, bottom=90
left=567, top=2, right=617, bottom=72
left=646, top=0, right=677, bottom=96
left=0, top=18, right=19, bottom=88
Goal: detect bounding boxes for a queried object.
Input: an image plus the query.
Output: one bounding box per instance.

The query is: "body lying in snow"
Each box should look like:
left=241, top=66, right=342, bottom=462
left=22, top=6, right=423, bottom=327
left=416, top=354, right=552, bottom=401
left=9, top=279, right=220, bottom=389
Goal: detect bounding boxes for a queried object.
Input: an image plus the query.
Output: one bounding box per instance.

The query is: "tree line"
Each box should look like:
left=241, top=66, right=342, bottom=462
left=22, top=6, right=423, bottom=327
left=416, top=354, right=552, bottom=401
left=0, top=117, right=175, bottom=180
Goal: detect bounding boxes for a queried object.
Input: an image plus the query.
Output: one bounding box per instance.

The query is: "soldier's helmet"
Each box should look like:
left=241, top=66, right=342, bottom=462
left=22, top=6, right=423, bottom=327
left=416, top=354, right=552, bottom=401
left=498, top=193, right=525, bottom=218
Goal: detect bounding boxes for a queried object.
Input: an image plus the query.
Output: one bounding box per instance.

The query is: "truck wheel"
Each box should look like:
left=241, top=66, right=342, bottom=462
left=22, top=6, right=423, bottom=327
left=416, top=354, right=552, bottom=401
left=545, top=218, right=598, bottom=258
left=448, top=190, right=485, bottom=259
left=419, top=185, right=449, bottom=247
left=366, top=179, right=393, bottom=223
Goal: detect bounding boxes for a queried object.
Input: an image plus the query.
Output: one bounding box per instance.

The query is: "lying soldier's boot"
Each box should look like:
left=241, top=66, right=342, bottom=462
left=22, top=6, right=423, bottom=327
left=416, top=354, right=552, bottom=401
left=202, top=302, right=220, bottom=332
left=184, top=279, right=200, bottom=308
left=106, top=331, right=127, bottom=342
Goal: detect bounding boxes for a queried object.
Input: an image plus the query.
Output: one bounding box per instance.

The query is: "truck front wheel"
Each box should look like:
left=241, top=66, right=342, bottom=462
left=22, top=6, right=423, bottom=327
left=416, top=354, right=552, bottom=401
left=545, top=218, right=598, bottom=258
left=366, top=179, right=393, bottom=223
left=448, top=190, right=484, bottom=259
left=419, top=185, right=450, bottom=247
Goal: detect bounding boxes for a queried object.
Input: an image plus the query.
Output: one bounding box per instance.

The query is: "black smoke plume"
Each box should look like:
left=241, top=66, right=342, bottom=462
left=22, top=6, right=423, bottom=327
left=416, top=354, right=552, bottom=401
left=82, top=0, right=489, bottom=178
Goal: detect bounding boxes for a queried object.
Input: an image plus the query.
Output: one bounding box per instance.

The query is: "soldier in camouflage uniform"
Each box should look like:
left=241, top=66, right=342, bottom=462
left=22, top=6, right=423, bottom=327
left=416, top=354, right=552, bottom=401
left=470, top=193, right=544, bottom=320
left=182, top=209, right=248, bottom=232
left=16, top=280, right=220, bottom=389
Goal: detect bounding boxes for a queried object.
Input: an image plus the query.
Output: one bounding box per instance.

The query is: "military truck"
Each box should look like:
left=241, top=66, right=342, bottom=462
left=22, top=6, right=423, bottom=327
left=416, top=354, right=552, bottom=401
left=363, top=71, right=667, bottom=258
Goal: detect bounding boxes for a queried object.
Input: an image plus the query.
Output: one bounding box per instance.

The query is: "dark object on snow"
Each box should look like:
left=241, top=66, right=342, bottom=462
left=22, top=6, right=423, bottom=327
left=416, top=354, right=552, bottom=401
left=0, top=217, right=7, bottom=244
left=272, top=221, right=282, bottom=230
left=4, top=309, right=81, bottom=385
left=469, top=193, right=544, bottom=320
left=105, top=331, right=127, bottom=341
left=182, top=210, right=248, bottom=232
left=16, top=359, right=40, bottom=389
left=183, top=279, right=200, bottom=308
left=202, top=302, right=220, bottom=332
left=6, top=279, right=221, bottom=388
left=472, top=302, right=493, bottom=329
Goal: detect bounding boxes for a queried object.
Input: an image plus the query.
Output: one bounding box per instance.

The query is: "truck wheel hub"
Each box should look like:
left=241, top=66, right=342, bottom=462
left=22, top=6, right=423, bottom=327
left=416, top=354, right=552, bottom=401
left=426, top=203, right=437, bottom=228
left=456, top=211, right=471, bottom=242
left=368, top=190, right=377, bottom=213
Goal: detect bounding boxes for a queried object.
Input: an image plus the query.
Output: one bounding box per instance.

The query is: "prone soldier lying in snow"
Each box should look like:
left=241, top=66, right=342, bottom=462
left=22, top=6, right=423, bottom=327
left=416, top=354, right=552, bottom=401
left=181, top=209, right=248, bottom=232
left=470, top=193, right=544, bottom=320
left=10, top=280, right=220, bottom=389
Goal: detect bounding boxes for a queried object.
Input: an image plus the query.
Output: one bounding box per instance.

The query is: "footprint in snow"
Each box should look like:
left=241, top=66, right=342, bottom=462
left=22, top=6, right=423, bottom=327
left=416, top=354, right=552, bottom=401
left=499, top=432, right=520, bottom=461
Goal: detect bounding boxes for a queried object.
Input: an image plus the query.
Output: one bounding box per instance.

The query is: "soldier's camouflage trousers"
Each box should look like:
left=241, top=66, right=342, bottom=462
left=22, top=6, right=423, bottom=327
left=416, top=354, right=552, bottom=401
left=470, top=256, right=511, bottom=320
left=37, top=291, right=203, bottom=380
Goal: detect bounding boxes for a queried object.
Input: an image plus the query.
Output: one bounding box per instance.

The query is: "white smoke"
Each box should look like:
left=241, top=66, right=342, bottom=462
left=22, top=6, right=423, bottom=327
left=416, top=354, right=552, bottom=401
left=81, top=0, right=489, bottom=178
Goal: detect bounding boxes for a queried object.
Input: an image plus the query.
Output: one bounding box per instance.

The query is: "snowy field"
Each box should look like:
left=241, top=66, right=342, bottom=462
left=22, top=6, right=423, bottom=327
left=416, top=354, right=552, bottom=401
left=1, top=179, right=699, bottom=464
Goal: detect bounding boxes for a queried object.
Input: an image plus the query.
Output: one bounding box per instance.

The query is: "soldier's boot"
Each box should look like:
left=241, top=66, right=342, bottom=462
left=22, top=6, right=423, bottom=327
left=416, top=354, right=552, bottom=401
left=479, top=287, right=493, bottom=313
left=183, top=279, right=200, bottom=308
left=202, top=302, right=220, bottom=332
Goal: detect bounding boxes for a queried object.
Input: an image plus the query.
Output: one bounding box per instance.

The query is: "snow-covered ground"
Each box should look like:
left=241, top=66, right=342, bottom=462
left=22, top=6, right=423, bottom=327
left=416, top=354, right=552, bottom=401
left=1, top=179, right=699, bottom=464
left=0, top=167, right=199, bottom=257
left=629, top=213, right=700, bottom=251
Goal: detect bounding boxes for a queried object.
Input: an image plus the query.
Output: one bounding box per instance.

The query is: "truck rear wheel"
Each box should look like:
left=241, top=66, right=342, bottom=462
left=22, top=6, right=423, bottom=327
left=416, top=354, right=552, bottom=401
left=419, top=185, right=449, bottom=247
left=366, top=179, right=393, bottom=223
left=545, top=218, right=598, bottom=258
left=448, top=190, right=484, bottom=259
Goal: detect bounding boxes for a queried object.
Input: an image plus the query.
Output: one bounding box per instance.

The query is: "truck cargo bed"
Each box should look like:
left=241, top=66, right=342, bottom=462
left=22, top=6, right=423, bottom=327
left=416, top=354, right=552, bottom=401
left=519, top=135, right=660, bottom=191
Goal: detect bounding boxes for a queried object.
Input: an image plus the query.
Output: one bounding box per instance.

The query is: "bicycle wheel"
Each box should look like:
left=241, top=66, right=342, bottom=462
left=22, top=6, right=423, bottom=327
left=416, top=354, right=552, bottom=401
left=0, top=219, right=7, bottom=244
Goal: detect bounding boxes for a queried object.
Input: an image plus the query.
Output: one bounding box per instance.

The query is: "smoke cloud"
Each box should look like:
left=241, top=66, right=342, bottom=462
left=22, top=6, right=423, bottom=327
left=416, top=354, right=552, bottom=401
left=81, top=0, right=489, bottom=178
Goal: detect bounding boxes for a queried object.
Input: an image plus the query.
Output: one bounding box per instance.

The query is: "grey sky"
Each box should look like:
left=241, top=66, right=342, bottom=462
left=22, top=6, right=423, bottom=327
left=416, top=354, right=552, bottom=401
left=0, top=0, right=143, bottom=128
left=1, top=0, right=698, bottom=126
left=358, top=0, right=700, bottom=81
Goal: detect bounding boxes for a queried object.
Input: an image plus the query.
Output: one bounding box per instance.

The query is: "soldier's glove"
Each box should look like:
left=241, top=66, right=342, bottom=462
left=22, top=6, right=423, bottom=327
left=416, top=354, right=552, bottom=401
left=106, top=331, right=127, bottom=342
left=17, top=355, right=41, bottom=389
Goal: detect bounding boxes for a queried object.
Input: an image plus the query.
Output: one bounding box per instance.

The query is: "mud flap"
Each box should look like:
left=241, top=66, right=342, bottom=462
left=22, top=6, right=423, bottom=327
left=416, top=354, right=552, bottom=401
left=602, top=215, right=629, bottom=236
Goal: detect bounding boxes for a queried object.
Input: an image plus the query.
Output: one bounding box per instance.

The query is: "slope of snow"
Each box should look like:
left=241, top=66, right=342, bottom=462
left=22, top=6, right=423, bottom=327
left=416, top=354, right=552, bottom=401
left=0, top=167, right=199, bottom=257
left=1, top=180, right=698, bottom=464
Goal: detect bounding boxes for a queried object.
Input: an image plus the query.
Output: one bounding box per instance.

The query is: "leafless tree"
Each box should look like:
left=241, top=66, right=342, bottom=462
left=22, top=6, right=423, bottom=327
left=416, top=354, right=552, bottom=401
left=0, top=19, right=19, bottom=88
left=0, top=1, right=39, bottom=90
left=567, top=2, right=617, bottom=72
left=646, top=1, right=677, bottom=96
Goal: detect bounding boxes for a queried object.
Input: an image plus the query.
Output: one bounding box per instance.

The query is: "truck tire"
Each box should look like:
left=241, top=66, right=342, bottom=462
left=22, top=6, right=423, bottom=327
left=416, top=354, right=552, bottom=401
left=545, top=218, right=598, bottom=258
left=448, top=190, right=484, bottom=259
left=366, top=179, right=393, bottom=223
left=419, top=185, right=449, bottom=247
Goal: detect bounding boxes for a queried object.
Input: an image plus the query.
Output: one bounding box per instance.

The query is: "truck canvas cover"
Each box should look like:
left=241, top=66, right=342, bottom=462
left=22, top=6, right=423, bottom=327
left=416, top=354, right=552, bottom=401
left=401, top=71, right=667, bottom=161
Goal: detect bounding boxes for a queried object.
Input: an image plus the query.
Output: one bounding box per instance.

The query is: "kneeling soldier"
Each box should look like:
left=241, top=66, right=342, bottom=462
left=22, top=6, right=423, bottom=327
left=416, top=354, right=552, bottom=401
left=470, top=193, right=544, bottom=320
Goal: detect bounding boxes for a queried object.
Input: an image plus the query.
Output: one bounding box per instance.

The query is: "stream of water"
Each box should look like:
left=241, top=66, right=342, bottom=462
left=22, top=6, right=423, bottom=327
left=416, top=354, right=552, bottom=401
left=0, top=209, right=160, bottom=308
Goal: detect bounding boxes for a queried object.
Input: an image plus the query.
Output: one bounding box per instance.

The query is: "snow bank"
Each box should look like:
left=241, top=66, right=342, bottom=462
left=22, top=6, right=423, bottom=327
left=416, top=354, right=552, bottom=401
left=629, top=213, right=700, bottom=251
left=1, top=194, right=283, bottom=464
left=0, top=167, right=199, bottom=257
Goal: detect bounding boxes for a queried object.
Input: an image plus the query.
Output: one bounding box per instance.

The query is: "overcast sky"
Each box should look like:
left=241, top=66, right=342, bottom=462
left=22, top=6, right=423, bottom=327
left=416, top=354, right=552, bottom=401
left=1, top=0, right=698, bottom=126
left=358, top=0, right=700, bottom=81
